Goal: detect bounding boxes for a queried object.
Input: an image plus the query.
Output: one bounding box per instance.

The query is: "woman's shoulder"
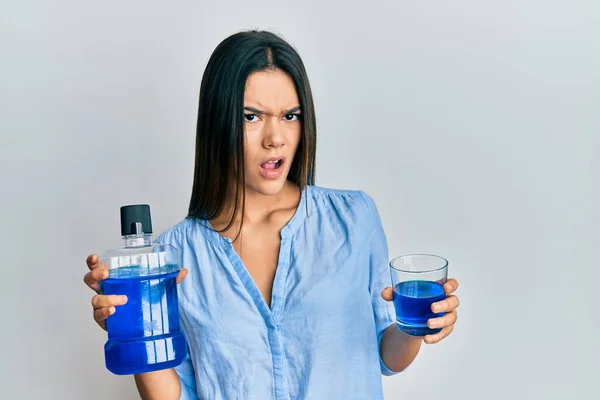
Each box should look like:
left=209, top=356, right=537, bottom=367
left=308, top=184, right=378, bottom=207
left=306, top=184, right=381, bottom=226
left=154, top=217, right=203, bottom=247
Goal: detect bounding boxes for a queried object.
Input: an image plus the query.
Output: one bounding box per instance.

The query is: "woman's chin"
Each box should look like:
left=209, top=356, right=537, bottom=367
left=245, top=177, right=290, bottom=197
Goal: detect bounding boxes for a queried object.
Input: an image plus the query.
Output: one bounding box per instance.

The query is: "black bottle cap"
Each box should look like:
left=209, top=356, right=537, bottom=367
left=120, top=204, right=153, bottom=236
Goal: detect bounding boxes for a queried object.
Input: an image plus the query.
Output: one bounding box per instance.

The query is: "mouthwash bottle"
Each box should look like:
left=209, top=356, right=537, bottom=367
left=99, top=204, right=187, bottom=375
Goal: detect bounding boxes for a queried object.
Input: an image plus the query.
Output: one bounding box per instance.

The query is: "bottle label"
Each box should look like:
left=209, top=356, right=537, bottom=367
left=108, top=251, right=168, bottom=270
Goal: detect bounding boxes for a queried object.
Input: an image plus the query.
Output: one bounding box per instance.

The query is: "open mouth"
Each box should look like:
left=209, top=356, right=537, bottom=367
left=261, top=158, right=283, bottom=170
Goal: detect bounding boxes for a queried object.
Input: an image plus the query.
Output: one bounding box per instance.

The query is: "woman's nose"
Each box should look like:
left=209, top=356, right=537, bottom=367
left=262, top=119, right=285, bottom=148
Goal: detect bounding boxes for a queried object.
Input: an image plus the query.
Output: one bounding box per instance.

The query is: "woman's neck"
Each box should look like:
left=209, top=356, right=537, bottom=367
left=210, top=180, right=301, bottom=230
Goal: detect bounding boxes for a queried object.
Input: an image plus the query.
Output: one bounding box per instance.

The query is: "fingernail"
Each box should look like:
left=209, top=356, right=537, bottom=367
left=121, top=295, right=128, bottom=303
left=429, top=319, right=438, bottom=328
left=109, top=306, right=115, bottom=314
left=433, top=304, right=440, bottom=312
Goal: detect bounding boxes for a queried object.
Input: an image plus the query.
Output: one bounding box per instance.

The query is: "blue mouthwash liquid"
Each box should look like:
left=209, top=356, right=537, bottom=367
left=393, top=280, right=447, bottom=336
left=101, top=265, right=186, bottom=375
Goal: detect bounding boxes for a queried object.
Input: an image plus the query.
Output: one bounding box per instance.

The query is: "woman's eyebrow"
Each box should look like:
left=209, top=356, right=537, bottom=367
left=243, top=106, right=301, bottom=115
left=244, top=106, right=264, bottom=114
left=285, top=106, right=301, bottom=114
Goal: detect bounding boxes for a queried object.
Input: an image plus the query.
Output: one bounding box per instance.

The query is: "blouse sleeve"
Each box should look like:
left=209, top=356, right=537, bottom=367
left=175, top=347, right=199, bottom=400
left=153, top=228, right=200, bottom=399
left=359, top=191, right=402, bottom=376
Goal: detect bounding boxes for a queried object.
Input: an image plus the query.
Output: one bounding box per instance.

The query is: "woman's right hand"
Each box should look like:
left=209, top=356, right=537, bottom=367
left=83, top=253, right=189, bottom=331
left=83, top=254, right=128, bottom=331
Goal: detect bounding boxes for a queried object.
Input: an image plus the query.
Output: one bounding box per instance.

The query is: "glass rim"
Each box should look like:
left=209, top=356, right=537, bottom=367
left=389, top=253, right=448, bottom=273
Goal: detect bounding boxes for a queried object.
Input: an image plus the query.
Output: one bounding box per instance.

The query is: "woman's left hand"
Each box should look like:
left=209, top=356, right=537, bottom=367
left=381, top=278, right=460, bottom=344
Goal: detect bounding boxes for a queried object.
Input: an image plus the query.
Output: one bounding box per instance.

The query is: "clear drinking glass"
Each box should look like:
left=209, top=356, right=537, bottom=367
left=389, top=254, right=448, bottom=336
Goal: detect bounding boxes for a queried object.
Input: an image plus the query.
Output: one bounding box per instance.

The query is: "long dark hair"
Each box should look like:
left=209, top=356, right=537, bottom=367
left=187, top=29, right=317, bottom=233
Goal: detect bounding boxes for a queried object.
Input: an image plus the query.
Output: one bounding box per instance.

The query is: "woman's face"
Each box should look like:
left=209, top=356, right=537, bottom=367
left=242, top=69, right=302, bottom=197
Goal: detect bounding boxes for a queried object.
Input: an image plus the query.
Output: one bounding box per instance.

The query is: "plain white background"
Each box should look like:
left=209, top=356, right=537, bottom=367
left=1, top=1, right=598, bottom=399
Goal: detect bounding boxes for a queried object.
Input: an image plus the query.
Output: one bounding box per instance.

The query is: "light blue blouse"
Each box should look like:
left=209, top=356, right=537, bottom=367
left=155, top=185, right=400, bottom=400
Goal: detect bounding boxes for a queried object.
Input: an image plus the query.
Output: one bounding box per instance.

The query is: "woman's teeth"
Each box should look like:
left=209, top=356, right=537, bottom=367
left=262, top=160, right=281, bottom=169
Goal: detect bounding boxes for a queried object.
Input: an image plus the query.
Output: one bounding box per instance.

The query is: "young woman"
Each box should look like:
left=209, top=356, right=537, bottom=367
left=83, top=30, right=460, bottom=400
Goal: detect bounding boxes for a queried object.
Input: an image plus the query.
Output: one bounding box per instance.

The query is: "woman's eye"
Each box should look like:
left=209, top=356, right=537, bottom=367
left=244, top=114, right=258, bottom=122
left=284, top=114, right=300, bottom=121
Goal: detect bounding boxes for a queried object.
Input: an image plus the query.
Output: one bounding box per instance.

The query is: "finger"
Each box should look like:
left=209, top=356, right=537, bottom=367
left=97, top=320, right=107, bottom=330
left=91, top=294, right=128, bottom=309
left=380, top=287, right=394, bottom=302
left=86, top=254, right=110, bottom=272
left=83, top=267, right=109, bottom=293
left=443, top=278, right=459, bottom=294
left=176, top=268, right=188, bottom=284
left=424, top=324, right=454, bottom=344
left=94, top=306, right=115, bottom=324
left=87, top=254, right=101, bottom=270
left=431, top=294, right=460, bottom=313
left=428, top=310, right=458, bottom=330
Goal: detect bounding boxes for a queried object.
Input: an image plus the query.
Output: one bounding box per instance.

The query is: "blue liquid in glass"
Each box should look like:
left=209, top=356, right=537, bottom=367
left=393, top=280, right=447, bottom=336
left=101, top=265, right=186, bottom=375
